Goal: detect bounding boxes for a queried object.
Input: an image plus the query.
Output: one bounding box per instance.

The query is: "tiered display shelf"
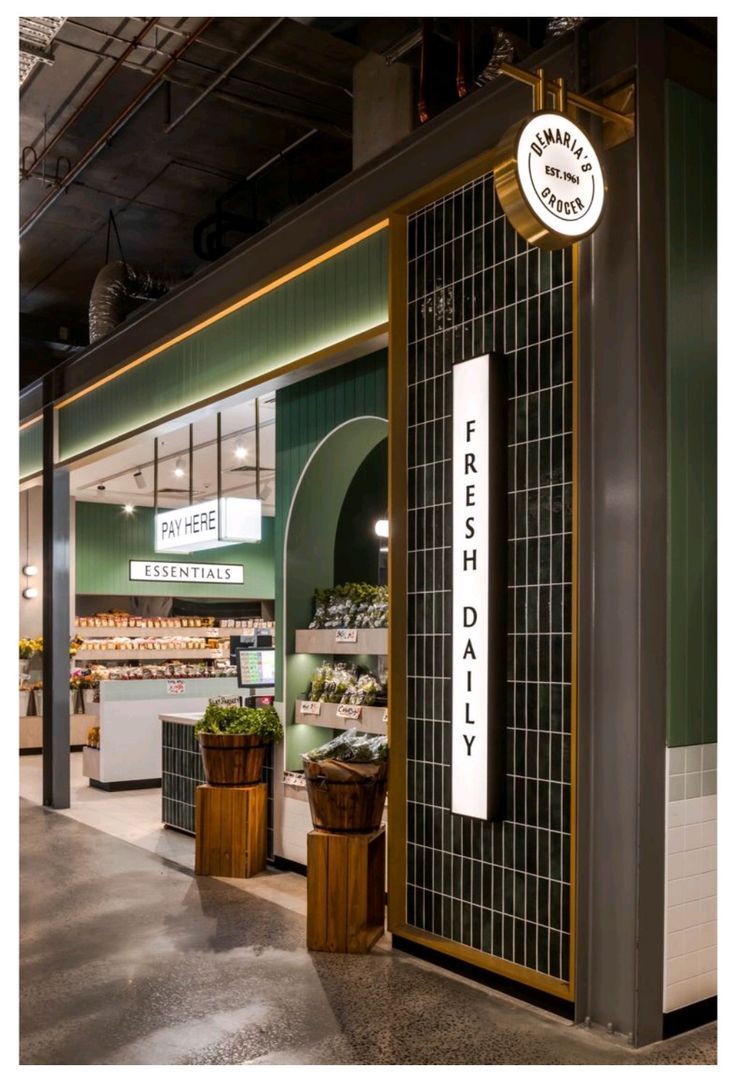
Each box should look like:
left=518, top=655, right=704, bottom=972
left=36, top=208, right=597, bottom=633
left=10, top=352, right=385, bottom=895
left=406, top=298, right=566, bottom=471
left=294, top=628, right=387, bottom=656
left=295, top=700, right=387, bottom=734
left=74, top=647, right=225, bottom=662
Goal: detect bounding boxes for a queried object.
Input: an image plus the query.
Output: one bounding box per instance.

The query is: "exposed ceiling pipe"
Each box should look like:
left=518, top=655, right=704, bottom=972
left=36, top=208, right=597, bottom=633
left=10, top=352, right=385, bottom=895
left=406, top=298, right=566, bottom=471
left=21, top=17, right=159, bottom=183
left=384, top=26, right=423, bottom=65
left=164, top=17, right=285, bottom=135
left=19, top=17, right=214, bottom=241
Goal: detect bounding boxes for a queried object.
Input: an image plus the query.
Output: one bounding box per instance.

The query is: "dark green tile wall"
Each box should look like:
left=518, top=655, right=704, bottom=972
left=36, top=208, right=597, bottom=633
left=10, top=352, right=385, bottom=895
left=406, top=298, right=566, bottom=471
left=406, top=174, right=573, bottom=983
left=666, top=82, right=717, bottom=748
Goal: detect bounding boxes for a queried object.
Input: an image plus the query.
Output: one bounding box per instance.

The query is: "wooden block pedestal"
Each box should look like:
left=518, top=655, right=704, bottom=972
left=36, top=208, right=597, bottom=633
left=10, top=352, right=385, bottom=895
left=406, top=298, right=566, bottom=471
left=195, top=782, right=266, bottom=878
left=307, top=826, right=385, bottom=953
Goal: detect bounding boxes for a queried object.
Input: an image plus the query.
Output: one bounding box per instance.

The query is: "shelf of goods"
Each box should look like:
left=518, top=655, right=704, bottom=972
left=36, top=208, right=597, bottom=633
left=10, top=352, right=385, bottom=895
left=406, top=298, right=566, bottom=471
left=74, top=625, right=223, bottom=638
left=74, top=648, right=225, bottom=661
left=293, top=628, right=387, bottom=656
left=295, top=699, right=387, bottom=734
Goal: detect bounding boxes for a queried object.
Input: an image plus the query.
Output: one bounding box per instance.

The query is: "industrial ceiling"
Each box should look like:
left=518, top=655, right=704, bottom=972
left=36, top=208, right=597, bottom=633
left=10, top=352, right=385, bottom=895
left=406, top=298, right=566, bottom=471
left=19, top=16, right=716, bottom=389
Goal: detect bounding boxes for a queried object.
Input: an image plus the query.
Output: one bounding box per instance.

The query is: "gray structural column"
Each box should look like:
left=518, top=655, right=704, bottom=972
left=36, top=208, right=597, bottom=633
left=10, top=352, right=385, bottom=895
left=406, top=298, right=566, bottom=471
left=575, top=18, right=667, bottom=1047
left=42, top=374, right=70, bottom=809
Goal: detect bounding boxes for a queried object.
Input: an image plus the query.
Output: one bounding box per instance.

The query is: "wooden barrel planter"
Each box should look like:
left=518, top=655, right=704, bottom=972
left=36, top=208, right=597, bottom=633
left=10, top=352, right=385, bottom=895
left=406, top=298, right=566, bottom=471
left=304, top=758, right=387, bottom=833
left=197, top=732, right=266, bottom=787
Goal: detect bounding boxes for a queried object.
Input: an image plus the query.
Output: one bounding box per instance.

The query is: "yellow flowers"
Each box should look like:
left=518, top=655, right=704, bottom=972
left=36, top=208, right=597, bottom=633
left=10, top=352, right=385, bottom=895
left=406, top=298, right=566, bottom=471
left=19, top=637, right=43, bottom=659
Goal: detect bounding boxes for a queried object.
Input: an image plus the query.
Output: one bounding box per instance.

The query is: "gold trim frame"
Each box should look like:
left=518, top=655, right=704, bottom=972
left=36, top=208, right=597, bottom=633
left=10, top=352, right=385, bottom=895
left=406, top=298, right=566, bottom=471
left=387, top=156, right=578, bottom=1004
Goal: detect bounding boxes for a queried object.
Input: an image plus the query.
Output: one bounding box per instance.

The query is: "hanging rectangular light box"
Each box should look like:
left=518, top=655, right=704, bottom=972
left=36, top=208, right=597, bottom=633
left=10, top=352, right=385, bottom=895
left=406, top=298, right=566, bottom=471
left=451, top=353, right=507, bottom=821
left=154, top=497, right=262, bottom=554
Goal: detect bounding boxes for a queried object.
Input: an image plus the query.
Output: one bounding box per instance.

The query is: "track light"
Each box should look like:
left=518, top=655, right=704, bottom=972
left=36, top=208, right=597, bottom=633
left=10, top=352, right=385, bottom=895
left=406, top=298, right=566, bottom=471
left=123, top=504, right=135, bottom=515
left=374, top=519, right=389, bottom=538
left=173, top=457, right=185, bottom=478
left=23, top=587, right=38, bottom=600
left=133, top=469, right=146, bottom=490
left=234, top=443, right=247, bottom=460
left=23, top=564, right=38, bottom=577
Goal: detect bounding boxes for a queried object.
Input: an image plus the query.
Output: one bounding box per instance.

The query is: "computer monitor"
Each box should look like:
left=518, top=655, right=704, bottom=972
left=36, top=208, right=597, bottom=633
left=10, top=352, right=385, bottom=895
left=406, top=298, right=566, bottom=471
left=235, top=646, right=275, bottom=690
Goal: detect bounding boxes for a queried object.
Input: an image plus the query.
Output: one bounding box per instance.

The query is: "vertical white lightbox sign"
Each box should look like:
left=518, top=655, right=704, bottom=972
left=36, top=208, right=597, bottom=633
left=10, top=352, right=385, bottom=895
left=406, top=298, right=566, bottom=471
left=452, top=354, right=490, bottom=819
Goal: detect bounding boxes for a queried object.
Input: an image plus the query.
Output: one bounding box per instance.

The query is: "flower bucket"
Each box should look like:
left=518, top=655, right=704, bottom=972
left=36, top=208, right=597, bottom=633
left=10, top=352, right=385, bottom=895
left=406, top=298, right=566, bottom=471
left=304, top=758, right=387, bottom=833
left=197, top=732, right=266, bottom=787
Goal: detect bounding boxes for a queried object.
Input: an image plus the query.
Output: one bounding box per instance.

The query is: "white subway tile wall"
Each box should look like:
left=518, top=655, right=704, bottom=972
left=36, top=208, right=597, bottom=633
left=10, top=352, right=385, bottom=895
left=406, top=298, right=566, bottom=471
left=664, top=743, right=717, bottom=1012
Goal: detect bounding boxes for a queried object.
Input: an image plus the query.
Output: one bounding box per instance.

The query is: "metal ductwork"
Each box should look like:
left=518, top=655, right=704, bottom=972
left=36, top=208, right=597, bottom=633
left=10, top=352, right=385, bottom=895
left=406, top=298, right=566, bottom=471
left=89, top=261, right=173, bottom=343
left=546, top=17, right=586, bottom=39
left=475, top=28, right=516, bottom=86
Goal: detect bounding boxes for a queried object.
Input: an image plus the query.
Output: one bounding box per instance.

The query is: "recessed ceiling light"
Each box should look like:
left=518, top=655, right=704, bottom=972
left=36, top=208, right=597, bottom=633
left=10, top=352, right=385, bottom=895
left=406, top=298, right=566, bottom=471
left=123, top=504, right=135, bottom=514
left=23, top=587, right=38, bottom=599
left=234, top=443, right=247, bottom=460
left=23, top=564, right=38, bottom=576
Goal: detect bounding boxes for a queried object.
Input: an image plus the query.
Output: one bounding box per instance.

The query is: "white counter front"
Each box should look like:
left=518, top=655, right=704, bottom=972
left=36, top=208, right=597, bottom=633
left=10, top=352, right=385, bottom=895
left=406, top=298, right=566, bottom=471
left=86, top=678, right=238, bottom=790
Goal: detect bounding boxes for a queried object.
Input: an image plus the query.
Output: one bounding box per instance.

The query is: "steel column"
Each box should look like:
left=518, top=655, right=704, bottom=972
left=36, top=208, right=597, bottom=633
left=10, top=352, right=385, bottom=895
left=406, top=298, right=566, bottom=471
left=41, top=377, right=70, bottom=809
left=574, top=17, right=668, bottom=1047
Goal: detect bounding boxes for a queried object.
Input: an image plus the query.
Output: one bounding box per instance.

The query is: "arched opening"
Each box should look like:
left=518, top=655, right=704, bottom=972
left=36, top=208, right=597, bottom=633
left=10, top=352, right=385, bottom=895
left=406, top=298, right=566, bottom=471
left=283, top=416, right=389, bottom=769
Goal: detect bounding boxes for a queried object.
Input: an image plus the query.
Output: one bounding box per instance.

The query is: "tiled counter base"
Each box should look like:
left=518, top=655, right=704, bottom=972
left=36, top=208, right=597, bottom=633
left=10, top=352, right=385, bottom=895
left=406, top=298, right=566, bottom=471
left=161, top=714, right=274, bottom=854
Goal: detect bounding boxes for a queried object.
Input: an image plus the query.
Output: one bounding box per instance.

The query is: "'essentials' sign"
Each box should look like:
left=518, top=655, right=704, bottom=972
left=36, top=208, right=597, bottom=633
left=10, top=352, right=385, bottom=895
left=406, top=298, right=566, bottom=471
left=129, top=559, right=244, bottom=584
left=451, top=353, right=507, bottom=821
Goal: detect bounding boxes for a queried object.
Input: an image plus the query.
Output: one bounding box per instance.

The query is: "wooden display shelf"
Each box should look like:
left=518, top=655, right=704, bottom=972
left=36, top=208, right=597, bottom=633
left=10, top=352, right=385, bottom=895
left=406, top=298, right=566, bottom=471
left=73, top=625, right=223, bottom=638
left=74, top=648, right=225, bottom=661
left=307, top=826, right=385, bottom=953
left=195, top=782, right=267, bottom=878
left=295, top=700, right=387, bottom=734
left=294, top=628, right=387, bottom=655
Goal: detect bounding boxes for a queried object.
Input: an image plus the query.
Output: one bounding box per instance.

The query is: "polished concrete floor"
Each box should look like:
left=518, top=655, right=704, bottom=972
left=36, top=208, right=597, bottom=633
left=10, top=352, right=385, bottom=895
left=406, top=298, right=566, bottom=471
left=20, top=799, right=716, bottom=1066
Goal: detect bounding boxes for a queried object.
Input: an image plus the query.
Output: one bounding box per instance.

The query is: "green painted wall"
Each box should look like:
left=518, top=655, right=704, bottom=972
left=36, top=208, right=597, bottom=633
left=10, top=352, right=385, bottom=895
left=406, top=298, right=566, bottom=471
left=20, top=419, right=42, bottom=479
left=667, top=82, right=717, bottom=747
left=334, top=438, right=388, bottom=585
left=274, top=350, right=388, bottom=767
left=75, top=501, right=274, bottom=598
left=58, top=228, right=388, bottom=462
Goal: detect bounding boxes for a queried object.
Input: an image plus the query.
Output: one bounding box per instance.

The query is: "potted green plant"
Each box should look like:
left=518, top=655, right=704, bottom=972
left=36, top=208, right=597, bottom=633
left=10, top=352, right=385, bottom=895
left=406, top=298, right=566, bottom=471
left=302, top=730, right=388, bottom=833
left=195, top=702, right=283, bottom=786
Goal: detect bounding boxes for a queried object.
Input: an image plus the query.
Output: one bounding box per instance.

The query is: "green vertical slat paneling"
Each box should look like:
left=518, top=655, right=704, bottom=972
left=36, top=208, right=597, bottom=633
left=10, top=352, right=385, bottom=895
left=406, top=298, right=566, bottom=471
left=273, top=349, right=388, bottom=695
left=667, top=82, right=717, bottom=747
left=20, top=419, right=43, bottom=479
left=58, top=229, right=389, bottom=462
left=75, top=502, right=275, bottom=598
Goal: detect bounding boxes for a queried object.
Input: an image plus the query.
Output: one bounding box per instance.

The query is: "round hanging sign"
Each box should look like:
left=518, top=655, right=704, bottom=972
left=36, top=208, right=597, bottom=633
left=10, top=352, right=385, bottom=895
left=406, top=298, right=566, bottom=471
left=495, top=111, right=606, bottom=250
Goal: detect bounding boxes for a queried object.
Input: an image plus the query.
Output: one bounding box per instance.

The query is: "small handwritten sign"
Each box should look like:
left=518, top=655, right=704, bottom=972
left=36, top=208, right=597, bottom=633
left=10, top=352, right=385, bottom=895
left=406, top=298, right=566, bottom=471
left=335, top=628, right=358, bottom=643
left=166, top=680, right=186, bottom=695
left=300, top=700, right=322, bottom=716
left=336, top=703, right=362, bottom=721
left=210, top=695, right=241, bottom=708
